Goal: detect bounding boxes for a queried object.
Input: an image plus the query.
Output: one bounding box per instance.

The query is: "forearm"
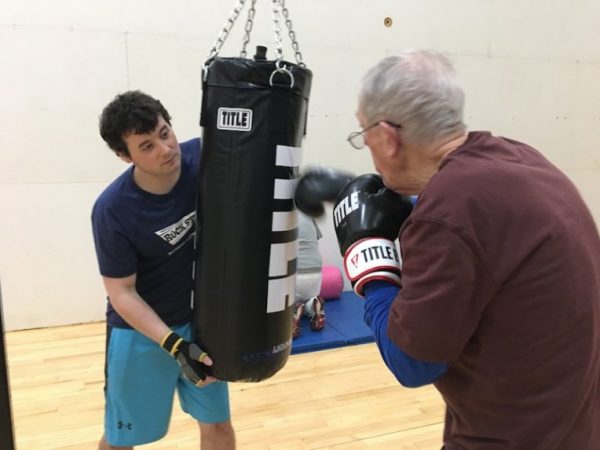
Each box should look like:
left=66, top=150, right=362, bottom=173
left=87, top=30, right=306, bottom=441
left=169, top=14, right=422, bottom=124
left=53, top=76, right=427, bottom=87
left=103, top=277, right=170, bottom=343
left=363, top=281, right=448, bottom=387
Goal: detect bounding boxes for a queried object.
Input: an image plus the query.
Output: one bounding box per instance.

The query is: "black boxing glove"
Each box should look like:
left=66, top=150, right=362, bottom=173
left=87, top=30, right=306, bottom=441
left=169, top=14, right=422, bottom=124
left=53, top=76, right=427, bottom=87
left=161, top=331, right=211, bottom=386
left=294, top=166, right=355, bottom=217
left=333, top=174, right=413, bottom=296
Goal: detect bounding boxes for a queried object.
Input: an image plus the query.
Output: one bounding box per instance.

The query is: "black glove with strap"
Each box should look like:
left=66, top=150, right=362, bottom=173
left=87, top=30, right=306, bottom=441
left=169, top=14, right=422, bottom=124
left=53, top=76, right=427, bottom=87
left=333, top=174, right=413, bottom=296
left=161, top=331, right=211, bottom=386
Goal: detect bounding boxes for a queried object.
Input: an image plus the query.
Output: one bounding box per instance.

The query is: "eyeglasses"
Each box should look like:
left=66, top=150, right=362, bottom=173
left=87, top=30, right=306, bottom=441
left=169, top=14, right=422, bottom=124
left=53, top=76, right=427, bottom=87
left=347, top=121, right=402, bottom=150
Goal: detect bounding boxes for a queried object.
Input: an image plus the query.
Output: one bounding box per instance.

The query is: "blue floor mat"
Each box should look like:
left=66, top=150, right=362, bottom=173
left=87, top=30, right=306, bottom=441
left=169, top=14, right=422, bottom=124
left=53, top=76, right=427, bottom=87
left=291, top=291, right=374, bottom=354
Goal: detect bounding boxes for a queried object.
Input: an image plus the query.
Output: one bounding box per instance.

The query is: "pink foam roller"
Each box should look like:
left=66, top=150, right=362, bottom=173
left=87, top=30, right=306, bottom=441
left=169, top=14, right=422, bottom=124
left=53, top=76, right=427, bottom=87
left=320, top=265, right=344, bottom=300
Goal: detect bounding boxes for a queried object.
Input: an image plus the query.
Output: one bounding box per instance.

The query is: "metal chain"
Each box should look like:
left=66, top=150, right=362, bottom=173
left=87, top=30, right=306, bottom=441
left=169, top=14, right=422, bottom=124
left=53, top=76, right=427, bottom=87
left=279, top=0, right=305, bottom=66
left=271, top=0, right=285, bottom=63
left=204, top=0, right=247, bottom=63
left=240, top=0, right=257, bottom=58
left=204, top=0, right=305, bottom=82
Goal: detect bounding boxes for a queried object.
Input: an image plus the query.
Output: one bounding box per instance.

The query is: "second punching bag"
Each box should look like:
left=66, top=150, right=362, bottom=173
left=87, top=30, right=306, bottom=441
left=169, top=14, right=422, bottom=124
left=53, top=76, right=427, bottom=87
left=194, top=49, right=312, bottom=382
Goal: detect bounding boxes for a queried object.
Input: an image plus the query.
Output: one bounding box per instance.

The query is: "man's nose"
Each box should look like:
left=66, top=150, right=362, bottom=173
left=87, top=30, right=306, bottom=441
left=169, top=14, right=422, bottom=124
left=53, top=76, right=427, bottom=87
left=159, top=140, right=172, bottom=154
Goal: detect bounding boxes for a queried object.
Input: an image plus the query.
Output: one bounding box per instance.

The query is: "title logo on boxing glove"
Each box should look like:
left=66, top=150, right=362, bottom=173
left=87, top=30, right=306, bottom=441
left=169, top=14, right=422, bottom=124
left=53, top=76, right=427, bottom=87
left=333, top=192, right=360, bottom=227
left=345, top=238, right=400, bottom=281
left=217, top=107, right=253, bottom=131
left=349, top=241, right=399, bottom=268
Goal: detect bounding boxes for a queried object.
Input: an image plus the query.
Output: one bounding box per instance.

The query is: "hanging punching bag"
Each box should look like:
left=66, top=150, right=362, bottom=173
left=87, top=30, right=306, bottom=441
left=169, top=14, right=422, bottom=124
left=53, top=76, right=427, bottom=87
left=193, top=47, right=312, bottom=382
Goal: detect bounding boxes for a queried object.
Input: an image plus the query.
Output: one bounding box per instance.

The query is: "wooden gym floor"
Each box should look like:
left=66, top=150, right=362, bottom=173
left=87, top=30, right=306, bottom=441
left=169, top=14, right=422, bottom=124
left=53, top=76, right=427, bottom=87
left=5, top=322, right=445, bottom=449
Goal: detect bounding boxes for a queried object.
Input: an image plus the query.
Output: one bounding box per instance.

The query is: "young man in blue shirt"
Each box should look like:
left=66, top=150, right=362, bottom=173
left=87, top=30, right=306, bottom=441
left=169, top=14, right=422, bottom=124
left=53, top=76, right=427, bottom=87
left=92, top=91, right=235, bottom=449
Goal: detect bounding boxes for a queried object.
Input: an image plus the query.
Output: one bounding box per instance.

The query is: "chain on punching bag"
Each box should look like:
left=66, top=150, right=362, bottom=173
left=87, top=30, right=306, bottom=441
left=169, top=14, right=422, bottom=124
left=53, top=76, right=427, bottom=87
left=193, top=0, right=312, bottom=382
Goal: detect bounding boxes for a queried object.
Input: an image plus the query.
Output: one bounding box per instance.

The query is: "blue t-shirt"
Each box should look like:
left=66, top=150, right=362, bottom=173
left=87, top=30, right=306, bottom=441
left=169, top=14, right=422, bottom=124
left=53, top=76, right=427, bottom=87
left=91, top=138, right=201, bottom=328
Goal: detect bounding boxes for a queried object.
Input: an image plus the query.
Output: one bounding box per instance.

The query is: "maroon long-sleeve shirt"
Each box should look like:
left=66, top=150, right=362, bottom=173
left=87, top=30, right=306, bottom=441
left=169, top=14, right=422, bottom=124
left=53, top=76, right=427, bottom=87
left=390, top=132, right=600, bottom=449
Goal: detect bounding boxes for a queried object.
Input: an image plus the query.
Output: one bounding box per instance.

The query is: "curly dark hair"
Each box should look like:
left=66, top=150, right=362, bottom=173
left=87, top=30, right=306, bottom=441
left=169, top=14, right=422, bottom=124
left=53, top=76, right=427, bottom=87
left=99, top=90, right=172, bottom=157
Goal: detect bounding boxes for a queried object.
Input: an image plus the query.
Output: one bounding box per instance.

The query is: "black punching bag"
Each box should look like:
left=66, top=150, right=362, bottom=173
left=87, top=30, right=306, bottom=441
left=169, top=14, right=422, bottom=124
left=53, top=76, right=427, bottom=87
left=194, top=49, right=312, bottom=382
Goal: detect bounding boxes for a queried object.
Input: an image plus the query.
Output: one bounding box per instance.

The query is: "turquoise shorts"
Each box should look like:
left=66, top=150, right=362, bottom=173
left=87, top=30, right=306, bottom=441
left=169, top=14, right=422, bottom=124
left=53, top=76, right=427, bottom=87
left=104, top=322, right=230, bottom=446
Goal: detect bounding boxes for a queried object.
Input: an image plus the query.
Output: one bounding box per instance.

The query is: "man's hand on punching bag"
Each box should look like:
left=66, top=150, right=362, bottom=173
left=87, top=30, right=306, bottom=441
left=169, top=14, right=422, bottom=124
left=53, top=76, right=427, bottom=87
left=333, top=174, right=414, bottom=296
left=161, top=331, right=215, bottom=386
left=294, top=166, right=355, bottom=217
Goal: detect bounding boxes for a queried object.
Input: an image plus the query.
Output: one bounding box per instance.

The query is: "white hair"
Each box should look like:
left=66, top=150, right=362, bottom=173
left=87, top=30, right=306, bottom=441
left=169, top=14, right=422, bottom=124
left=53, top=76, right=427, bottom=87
left=359, top=49, right=466, bottom=145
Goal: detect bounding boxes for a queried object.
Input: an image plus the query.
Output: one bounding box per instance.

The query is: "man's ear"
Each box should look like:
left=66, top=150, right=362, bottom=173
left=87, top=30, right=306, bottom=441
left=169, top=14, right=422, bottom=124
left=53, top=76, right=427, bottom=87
left=116, top=151, right=132, bottom=163
left=381, top=122, right=401, bottom=156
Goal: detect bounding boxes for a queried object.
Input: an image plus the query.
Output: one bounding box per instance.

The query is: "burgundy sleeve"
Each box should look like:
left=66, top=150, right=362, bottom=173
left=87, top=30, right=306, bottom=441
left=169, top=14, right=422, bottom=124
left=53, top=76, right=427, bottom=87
left=388, top=218, right=497, bottom=363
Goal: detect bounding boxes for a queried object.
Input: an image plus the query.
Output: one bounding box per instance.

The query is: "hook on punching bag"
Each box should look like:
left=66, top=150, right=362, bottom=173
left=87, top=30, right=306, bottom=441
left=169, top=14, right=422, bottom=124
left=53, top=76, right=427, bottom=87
left=193, top=48, right=312, bottom=382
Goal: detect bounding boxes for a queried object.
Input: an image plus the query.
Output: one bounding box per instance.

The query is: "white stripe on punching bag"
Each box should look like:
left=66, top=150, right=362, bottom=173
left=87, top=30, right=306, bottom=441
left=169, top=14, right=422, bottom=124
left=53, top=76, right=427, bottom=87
left=272, top=210, right=297, bottom=232
left=273, top=178, right=297, bottom=201
left=266, top=238, right=297, bottom=314
left=275, top=145, right=302, bottom=167
left=266, top=145, right=302, bottom=313
left=269, top=241, right=298, bottom=278
left=266, top=274, right=297, bottom=313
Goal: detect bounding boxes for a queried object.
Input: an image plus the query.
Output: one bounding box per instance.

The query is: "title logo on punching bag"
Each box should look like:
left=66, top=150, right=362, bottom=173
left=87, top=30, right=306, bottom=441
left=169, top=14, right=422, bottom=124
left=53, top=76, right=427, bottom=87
left=266, top=145, right=303, bottom=314
left=217, top=107, right=253, bottom=131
